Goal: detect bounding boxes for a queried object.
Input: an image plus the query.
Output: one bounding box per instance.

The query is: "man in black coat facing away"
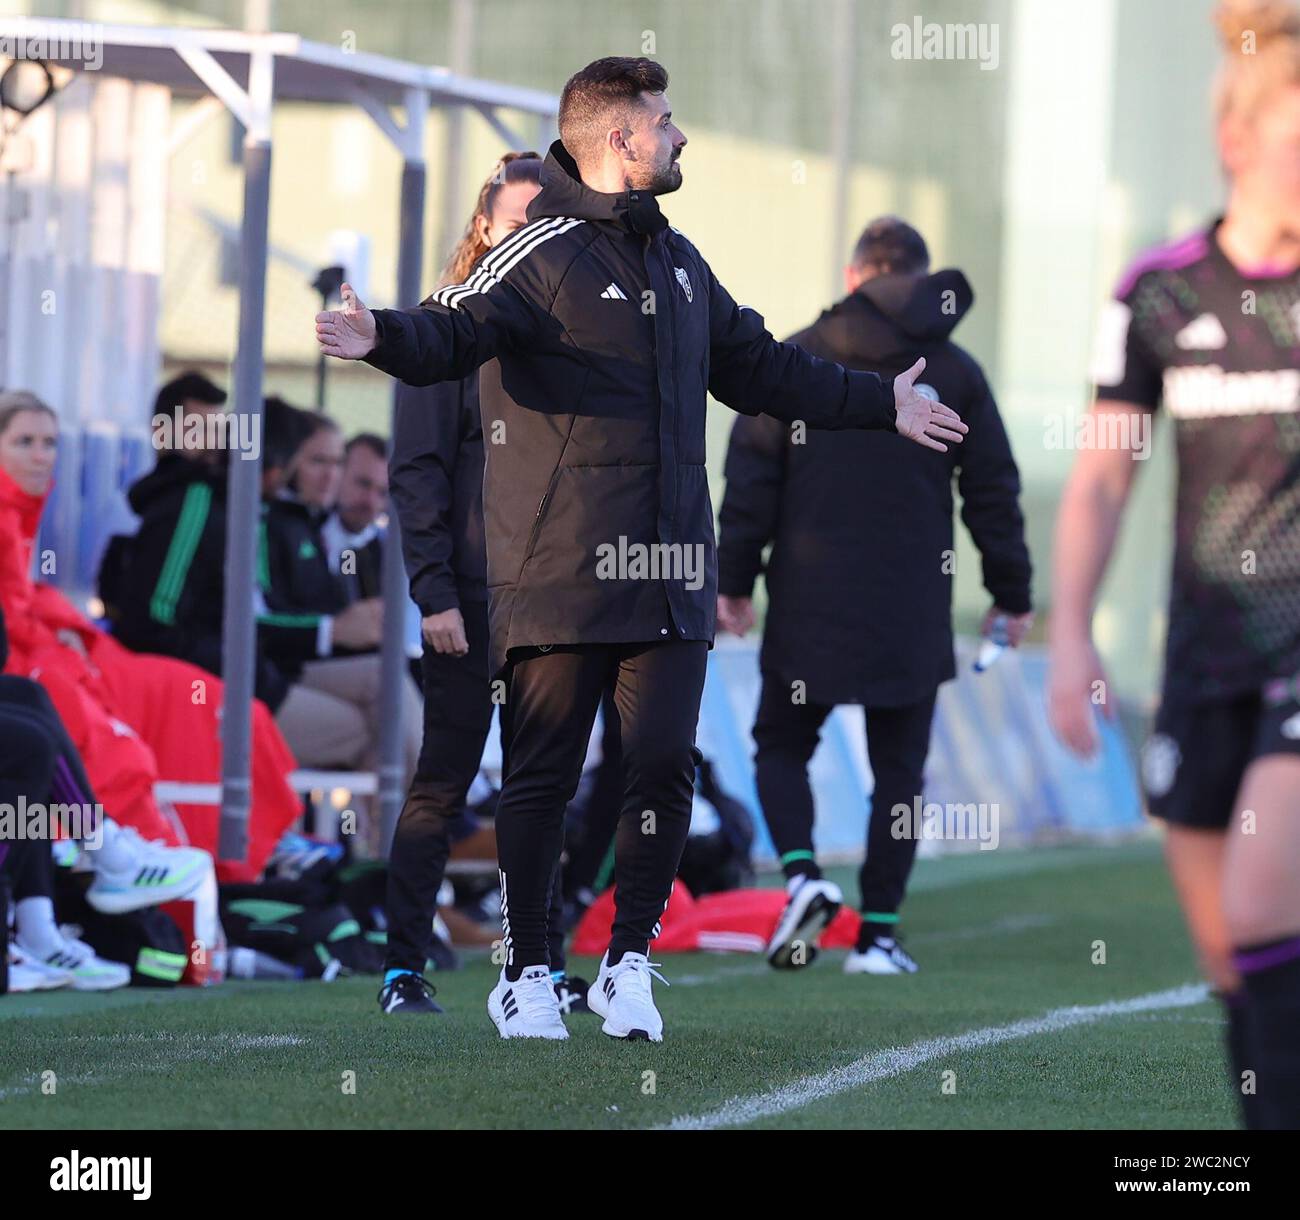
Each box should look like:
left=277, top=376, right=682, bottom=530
left=718, top=217, right=1033, bottom=976
left=316, top=59, right=967, bottom=1043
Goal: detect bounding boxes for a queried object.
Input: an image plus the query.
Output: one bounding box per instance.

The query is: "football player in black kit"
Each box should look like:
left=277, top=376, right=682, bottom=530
left=1049, top=0, right=1300, bottom=1129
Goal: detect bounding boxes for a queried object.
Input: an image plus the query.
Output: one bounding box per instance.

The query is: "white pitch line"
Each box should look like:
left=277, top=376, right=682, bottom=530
left=907, top=912, right=1056, bottom=943
left=663, top=982, right=1210, bottom=1130
left=0, top=1034, right=309, bottom=1101
left=670, top=913, right=1057, bottom=987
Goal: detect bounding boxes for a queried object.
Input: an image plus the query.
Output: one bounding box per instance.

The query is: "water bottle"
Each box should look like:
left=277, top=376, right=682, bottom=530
left=973, top=613, right=1010, bottom=673
left=227, top=947, right=304, bottom=980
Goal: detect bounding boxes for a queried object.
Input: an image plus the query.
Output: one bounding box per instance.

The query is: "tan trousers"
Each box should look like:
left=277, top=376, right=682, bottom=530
left=276, top=654, right=422, bottom=792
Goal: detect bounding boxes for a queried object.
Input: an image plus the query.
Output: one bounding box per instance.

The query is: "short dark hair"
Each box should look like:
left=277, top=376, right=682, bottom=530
left=154, top=371, right=226, bottom=417
left=558, top=57, right=669, bottom=169
left=345, top=432, right=387, bottom=462
left=298, top=410, right=341, bottom=441
left=850, top=216, right=930, bottom=278
left=261, top=396, right=312, bottom=473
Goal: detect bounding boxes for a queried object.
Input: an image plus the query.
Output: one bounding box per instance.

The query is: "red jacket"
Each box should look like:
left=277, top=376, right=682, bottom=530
left=0, top=466, right=300, bottom=881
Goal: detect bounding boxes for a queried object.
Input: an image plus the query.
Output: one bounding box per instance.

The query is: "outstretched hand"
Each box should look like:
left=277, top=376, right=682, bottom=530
left=893, top=358, right=968, bottom=452
left=315, top=283, right=377, bottom=361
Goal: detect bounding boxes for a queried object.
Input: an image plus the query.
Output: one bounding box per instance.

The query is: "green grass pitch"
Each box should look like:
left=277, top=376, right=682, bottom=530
left=0, top=840, right=1236, bottom=1130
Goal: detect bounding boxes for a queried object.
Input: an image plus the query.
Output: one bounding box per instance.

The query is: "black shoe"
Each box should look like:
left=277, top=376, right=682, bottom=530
left=378, top=972, right=444, bottom=1014
left=554, top=973, right=592, bottom=1015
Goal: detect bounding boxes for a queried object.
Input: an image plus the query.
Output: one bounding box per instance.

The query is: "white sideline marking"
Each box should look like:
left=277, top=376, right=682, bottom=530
left=670, top=913, right=1058, bottom=987
left=84, top=1032, right=307, bottom=1051
left=907, top=912, right=1055, bottom=943
left=663, top=982, right=1210, bottom=1130
left=0, top=1034, right=308, bottom=1101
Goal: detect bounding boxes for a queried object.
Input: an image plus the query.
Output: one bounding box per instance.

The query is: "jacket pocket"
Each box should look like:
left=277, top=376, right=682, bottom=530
left=521, top=462, right=565, bottom=570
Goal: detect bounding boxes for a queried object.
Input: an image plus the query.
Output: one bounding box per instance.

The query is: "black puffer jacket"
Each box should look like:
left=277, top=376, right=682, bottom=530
left=718, top=272, right=1032, bottom=707
left=364, top=140, right=900, bottom=675
left=112, top=458, right=328, bottom=710
left=389, top=375, right=487, bottom=616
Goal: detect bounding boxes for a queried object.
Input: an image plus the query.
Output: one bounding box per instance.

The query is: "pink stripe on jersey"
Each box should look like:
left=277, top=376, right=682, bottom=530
left=1114, top=230, right=1210, bottom=298
left=1232, top=258, right=1296, bottom=280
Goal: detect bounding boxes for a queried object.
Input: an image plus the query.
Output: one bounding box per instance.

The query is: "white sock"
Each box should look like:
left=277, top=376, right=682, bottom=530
left=15, top=896, right=63, bottom=956
left=93, top=819, right=138, bottom=872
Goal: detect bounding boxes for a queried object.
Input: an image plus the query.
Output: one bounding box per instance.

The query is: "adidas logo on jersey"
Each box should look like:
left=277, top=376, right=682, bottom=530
left=1174, top=312, right=1228, bottom=351
left=600, top=281, right=629, bottom=300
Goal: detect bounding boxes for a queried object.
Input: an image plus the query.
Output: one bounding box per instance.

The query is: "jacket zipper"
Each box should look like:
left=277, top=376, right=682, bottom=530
left=522, top=464, right=563, bottom=563
left=654, top=237, right=678, bottom=538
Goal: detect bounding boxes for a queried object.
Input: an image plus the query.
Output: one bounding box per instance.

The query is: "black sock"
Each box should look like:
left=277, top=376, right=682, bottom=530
left=856, top=917, right=897, bottom=953
left=504, top=961, right=523, bottom=982
left=606, top=941, right=649, bottom=968
left=1220, top=990, right=1262, bottom=1129
left=1234, top=936, right=1300, bottom=1130
left=782, top=856, right=821, bottom=885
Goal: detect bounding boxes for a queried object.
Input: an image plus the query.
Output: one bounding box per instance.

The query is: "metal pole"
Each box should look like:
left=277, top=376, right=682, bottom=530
left=376, top=87, right=428, bottom=852
left=828, top=0, right=857, bottom=298
left=0, top=169, right=15, bottom=386
left=435, top=0, right=475, bottom=270
left=217, top=46, right=274, bottom=863
left=315, top=288, right=327, bottom=409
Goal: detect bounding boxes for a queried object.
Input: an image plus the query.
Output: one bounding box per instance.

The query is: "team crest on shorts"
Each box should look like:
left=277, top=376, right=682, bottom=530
left=915, top=383, right=940, bottom=402
left=1141, top=733, right=1181, bottom=798
left=674, top=266, right=693, bottom=303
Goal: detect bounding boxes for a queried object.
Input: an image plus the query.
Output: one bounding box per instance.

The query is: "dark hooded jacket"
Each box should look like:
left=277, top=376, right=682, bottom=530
left=717, top=272, right=1032, bottom=707
left=388, top=374, right=487, bottom=616
left=363, top=140, right=900, bottom=675
left=109, top=455, right=333, bottom=710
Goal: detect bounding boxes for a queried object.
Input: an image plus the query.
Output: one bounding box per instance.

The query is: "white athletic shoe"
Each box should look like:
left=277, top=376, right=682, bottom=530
left=57, top=929, right=132, bottom=990
left=843, top=936, right=919, bottom=975
left=6, top=943, right=73, bottom=992
left=487, top=964, right=569, bottom=1040
left=766, top=875, right=843, bottom=969
left=588, top=952, right=667, bottom=1042
left=17, top=931, right=131, bottom=992
left=85, top=825, right=210, bottom=914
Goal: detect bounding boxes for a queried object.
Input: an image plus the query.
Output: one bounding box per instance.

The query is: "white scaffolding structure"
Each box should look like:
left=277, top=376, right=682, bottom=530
left=0, top=15, right=557, bottom=862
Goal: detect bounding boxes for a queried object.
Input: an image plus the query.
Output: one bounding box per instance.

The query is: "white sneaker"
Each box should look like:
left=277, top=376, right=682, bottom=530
left=766, top=876, right=843, bottom=969
left=588, top=952, right=667, bottom=1042
left=85, top=825, right=210, bottom=914
left=57, top=929, right=132, bottom=990
left=487, top=964, right=569, bottom=1040
left=844, top=936, right=919, bottom=975
left=6, top=943, right=73, bottom=992
left=17, top=931, right=131, bottom=992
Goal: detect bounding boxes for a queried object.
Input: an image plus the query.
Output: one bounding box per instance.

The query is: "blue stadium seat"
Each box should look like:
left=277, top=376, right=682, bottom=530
left=697, top=640, right=1143, bottom=863
left=120, top=429, right=154, bottom=487
left=77, top=423, right=123, bottom=591
left=37, top=425, right=82, bottom=591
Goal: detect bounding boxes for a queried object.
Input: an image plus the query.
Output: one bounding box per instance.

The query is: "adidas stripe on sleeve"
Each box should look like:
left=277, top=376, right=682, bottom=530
left=430, top=216, right=585, bottom=312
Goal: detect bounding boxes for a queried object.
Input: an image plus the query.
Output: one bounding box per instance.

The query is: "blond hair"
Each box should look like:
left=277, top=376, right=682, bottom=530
left=1214, top=0, right=1300, bottom=123
left=0, top=390, right=56, bottom=439
left=438, top=151, right=544, bottom=289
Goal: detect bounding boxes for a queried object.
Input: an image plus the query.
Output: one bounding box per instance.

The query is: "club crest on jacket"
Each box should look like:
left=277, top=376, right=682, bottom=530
left=674, top=266, right=693, bottom=303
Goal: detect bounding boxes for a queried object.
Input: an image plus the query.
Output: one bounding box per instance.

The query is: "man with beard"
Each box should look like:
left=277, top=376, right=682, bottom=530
left=316, top=58, right=967, bottom=1042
